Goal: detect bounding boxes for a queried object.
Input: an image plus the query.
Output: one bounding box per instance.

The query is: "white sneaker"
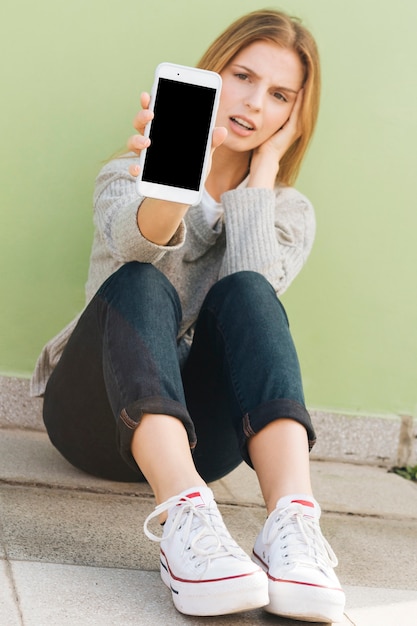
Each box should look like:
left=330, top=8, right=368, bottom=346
left=252, top=495, right=346, bottom=623
left=144, top=486, right=268, bottom=616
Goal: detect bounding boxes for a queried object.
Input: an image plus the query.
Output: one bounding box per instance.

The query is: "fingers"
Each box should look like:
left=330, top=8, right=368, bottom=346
left=126, top=133, right=150, bottom=155
left=254, top=89, right=304, bottom=166
left=127, top=92, right=154, bottom=166
left=212, top=126, right=228, bottom=149
left=274, top=89, right=304, bottom=147
left=287, top=88, right=304, bottom=138
left=129, top=163, right=140, bottom=177
left=133, top=94, right=153, bottom=133
left=140, top=91, right=151, bottom=110
left=293, top=87, right=304, bottom=114
left=203, top=126, right=227, bottom=183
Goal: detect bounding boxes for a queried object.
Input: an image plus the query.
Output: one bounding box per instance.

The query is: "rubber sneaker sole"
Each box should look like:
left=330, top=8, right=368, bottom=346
left=160, top=548, right=269, bottom=616
left=265, top=578, right=346, bottom=623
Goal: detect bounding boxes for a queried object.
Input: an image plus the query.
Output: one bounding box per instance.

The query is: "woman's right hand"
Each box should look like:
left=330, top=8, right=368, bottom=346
left=126, top=91, right=226, bottom=245
left=126, top=92, right=191, bottom=245
left=126, top=92, right=227, bottom=179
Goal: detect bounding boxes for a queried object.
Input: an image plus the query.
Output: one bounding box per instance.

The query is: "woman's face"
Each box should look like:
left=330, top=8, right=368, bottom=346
left=218, top=41, right=304, bottom=154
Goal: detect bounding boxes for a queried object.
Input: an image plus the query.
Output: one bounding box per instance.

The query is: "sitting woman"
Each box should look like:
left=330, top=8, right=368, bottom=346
left=32, top=9, right=345, bottom=623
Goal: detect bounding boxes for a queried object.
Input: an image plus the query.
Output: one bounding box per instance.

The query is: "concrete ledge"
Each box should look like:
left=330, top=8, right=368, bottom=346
left=0, top=376, right=43, bottom=430
left=311, top=409, right=417, bottom=467
left=1, top=375, right=416, bottom=467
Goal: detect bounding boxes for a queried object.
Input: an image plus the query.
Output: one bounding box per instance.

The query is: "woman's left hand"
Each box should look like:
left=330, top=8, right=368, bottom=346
left=248, top=89, right=304, bottom=188
left=261, top=88, right=304, bottom=160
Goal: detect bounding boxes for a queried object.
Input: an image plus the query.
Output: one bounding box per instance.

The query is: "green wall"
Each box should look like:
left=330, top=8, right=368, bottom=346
left=1, top=0, right=416, bottom=418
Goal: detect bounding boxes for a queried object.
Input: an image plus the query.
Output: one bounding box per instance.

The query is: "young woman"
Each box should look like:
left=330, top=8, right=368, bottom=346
left=31, top=9, right=346, bottom=623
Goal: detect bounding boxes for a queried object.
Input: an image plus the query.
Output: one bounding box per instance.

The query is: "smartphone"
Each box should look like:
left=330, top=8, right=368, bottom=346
left=136, top=63, right=222, bottom=205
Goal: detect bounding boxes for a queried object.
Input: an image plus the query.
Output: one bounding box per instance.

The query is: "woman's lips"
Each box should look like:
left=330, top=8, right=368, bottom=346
left=230, top=116, right=255, bottom=130
left=229, top=116, right=256, bottom=136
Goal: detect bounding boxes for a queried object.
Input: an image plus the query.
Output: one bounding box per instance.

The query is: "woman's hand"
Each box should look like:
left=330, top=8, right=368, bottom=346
left=263, top=88, right=304, bottom=160
left=248, top=89, right=304, bottom=189
left=127, top=93, right=227, bottom=245
left=127, top=92, right=227, bottom=178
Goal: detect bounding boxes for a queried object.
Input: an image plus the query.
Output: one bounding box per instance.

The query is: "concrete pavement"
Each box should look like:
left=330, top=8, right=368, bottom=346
left=1, top=426, right=417, bottom=625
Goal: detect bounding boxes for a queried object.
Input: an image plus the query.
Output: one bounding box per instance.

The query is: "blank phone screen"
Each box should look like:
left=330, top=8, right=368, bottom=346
left=142, top=78, right=217, bottom=191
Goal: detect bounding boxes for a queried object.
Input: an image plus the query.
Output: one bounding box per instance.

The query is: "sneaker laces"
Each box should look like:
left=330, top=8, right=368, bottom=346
left=144, top=493, right=247, bottom=572
left=263, top=502, right=338, bottom=572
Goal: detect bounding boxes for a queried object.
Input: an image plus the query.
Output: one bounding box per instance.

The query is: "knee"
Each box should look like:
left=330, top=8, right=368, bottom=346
left=110, top=261, right=164, bottom=288
left=211, top=271, right=275, bottom=304
left=100, top=262, right=170, bottom=294
left=98, top=262, right=180, bottom=313
left=206, top=271, right=288, bottom=326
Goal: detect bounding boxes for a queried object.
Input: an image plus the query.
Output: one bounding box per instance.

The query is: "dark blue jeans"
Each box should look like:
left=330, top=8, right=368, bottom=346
left=43, top=262, right=316, bottom=483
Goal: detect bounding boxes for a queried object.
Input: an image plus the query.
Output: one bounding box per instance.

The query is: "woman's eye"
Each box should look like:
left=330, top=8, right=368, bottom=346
left=273, top=92, right=288, bottom=102
left=235, top=73, right=249, bottom=81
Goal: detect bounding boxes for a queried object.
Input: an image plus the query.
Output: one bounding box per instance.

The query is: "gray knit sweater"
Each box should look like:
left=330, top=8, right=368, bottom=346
left=30, top=156, right=316, bottom=397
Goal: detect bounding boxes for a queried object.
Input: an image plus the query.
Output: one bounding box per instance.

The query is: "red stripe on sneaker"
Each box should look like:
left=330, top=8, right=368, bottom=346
left=291, top=499, right=314, bottom=507
left=178, top=491, right=206, bottom=507
left=267, top=573, right=343, bottom=592
left=184, top=491, right=202, bottom=499
left=171, top=569, right=260, bottom=584
left=161, top=548, right=261, bottom=584
left=253, top=550, right=342, bottom=593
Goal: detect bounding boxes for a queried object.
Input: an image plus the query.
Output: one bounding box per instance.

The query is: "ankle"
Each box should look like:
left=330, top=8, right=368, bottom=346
left=155, top=479, right=207, bottom=507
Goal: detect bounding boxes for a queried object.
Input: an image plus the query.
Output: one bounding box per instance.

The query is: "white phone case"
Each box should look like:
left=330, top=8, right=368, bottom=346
left=137, top=63, right=222, bottom=205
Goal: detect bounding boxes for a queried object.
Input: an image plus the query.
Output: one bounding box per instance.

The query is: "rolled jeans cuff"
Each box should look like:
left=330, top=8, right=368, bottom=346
left=239, top=398, right=316, bottom=468
left=117, top=396, right=197, bottom=473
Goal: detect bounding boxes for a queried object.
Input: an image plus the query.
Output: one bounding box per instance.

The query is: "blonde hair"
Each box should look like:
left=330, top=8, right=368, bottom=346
left=197, top=9, right=321, bottom=186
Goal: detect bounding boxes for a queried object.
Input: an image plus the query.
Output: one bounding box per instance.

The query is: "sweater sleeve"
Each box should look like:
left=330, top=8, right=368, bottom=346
left=93, top=157, right=186, bottom=263
left=218, top=185, right=316, bottom=296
